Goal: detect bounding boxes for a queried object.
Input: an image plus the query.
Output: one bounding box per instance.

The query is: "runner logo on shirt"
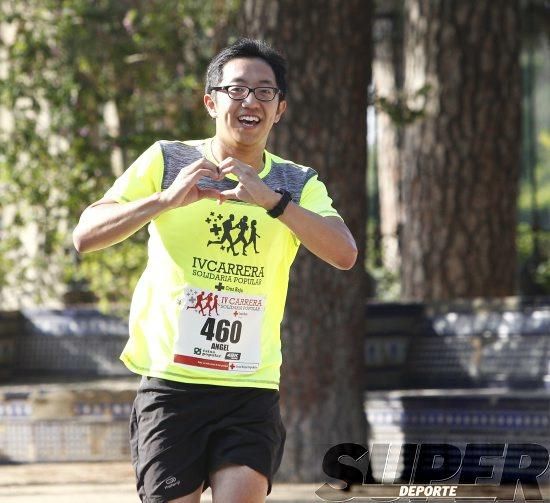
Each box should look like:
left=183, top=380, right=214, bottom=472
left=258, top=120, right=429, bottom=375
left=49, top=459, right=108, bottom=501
left=185, top=290, right=219, bottom=316
left=205, top=212, right=260, bottom=256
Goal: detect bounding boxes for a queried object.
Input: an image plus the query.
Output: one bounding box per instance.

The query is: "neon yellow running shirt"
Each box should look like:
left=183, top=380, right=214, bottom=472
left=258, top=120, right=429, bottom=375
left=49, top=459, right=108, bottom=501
left=104, top=138, right=341, bottom=389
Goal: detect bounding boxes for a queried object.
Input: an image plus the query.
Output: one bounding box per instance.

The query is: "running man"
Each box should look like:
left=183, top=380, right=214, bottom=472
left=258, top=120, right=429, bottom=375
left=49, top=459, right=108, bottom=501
left=232, top=215, right=249, bottom=255
left=73, top=38, right=357, bottom=503
left=207, top=214, right=238, bottom=255
left=187, top=291, right=207, bottom=316
left=207, top=294, right=219, bottom=316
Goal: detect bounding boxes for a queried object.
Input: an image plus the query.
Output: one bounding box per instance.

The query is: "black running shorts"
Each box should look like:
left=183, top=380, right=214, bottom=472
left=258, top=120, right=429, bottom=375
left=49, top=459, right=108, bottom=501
left=130, top=376, right=286, bottom=503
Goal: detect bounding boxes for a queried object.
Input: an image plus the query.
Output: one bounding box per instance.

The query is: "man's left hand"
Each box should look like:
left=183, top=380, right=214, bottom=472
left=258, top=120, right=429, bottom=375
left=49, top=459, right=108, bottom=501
left=217, top=157, right=280, bottom=210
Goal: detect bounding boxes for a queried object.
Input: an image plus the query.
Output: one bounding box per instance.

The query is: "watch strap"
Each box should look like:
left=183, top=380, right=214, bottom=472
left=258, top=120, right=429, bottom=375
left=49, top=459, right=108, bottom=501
left=267, top=189, right=292, bottom=218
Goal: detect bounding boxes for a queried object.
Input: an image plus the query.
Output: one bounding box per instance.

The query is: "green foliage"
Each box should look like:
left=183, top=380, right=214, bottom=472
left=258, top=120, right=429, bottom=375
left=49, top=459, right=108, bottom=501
left=365, top=227, right=401, bottom=301
left=0, top=0, right=239, bottom=310
left=517, top=223, right=550, bottom=293
left=374, top=84, right=432, bottom=126
left=517, top=128, right=550, bottom=295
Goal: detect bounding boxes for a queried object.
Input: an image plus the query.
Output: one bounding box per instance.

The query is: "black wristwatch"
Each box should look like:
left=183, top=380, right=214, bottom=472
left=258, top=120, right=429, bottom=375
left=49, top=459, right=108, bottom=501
left=267, top=189, right=292, bottom=218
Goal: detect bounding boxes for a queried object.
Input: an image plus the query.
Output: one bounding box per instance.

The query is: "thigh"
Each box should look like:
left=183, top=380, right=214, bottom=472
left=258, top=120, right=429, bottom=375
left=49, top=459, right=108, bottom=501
left=206, top=387, right=285, bottom=494
left=166, top=483, right=203, bottom=503
left=210, top=464, right=268, bottom=503
left=131, top=377, right=210, bottom=501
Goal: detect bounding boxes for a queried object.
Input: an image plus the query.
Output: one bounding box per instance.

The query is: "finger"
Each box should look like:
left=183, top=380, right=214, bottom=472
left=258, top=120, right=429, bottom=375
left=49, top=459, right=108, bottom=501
left=218, top=158, right=239, bottom=171
left=189, top=168, right=220, bottom=184
left=197, top=187, right=222, bottom=200
left=201, top=157, right=218, bottom=168
left=219, top=188, right=239, bottom=201
left=218, top=158, right=247, bottom=176
left=188, top=159, right=220, bottom=178
left=217, top=157, right=236, bottom=169
left=216, top=191, right=239, bottom=205
left=220, top=167, right=240, bottom=178
left=219, top=163, right=257, bottom=181
left=206, top=164, right=224, bottom=180
left=203, top=158, right=223, bottom=179
left=177, top=166, right=210, bottom=183
left=220, top=167, right=246, bottom=181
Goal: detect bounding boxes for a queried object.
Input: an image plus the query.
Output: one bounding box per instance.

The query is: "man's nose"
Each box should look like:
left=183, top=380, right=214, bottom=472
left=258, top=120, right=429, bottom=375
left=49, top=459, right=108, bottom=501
left=242, top=91, right=260, bottom=106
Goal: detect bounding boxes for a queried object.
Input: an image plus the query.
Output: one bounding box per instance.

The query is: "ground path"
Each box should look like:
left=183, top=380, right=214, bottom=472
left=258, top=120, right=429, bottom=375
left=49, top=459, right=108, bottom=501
left=0, top=462, right=319, bottom=502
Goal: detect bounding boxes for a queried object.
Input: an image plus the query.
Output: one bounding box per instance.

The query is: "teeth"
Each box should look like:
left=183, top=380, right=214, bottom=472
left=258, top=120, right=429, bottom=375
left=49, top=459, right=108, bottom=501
left=239, top=116, right=260, bottom=122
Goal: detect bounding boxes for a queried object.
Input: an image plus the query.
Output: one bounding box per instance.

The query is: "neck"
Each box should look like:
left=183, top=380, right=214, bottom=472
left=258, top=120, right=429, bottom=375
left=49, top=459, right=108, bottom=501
left=211, top=136, right=265, bottom=171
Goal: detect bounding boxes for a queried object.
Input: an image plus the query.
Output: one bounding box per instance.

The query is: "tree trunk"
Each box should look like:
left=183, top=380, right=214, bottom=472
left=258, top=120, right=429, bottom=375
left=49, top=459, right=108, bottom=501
left=239, top=0, right=372, bottom=482
left=401, top=0, right=521, bottom=301
left=373, top=2, right=405, bottom=275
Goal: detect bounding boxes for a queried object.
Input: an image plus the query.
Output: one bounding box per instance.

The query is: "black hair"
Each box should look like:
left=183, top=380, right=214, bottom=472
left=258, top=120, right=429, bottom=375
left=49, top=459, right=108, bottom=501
left=205, top=38, right=287, bottom=99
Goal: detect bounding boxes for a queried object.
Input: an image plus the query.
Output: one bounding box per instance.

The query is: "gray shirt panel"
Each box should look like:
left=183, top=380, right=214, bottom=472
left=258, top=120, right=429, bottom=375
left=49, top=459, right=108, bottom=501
left=159, top=140, right=317, bottom=202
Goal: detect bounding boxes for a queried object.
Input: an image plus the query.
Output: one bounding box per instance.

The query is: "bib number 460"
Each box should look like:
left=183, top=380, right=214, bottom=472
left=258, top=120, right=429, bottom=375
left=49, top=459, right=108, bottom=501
left=200, top=317, right=242, bottom=344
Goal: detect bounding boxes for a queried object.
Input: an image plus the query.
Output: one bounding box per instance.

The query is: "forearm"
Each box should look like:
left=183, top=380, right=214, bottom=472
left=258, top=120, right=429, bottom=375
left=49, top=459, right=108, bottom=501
left=73, top=193, right=169, bottom=253
left=277, top=203, right=358, bottom=270
left=206, top=160, right=358, bottom=269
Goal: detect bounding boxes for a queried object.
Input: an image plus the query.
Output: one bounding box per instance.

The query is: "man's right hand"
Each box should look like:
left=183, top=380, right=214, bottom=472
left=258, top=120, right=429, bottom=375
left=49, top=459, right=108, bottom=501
left=73, top=158, right=223, bottom=253
left=159, top=157, right=223, bottom=210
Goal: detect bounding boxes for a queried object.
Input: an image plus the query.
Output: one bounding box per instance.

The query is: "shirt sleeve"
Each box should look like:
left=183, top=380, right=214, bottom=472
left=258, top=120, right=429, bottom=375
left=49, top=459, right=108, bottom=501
left=299, top=175, right=342, bottom=219
left=103, top=142, right=164, bottom=203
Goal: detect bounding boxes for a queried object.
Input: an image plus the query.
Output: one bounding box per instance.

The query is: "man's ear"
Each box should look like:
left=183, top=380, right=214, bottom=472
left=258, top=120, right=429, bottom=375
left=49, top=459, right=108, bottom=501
left=274, top=99, right=287, bottom=124
left=204, top=94, right=217, bottom=118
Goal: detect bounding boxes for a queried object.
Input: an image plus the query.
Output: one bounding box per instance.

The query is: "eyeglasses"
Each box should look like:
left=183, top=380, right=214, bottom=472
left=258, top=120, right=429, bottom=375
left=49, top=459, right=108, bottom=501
left=210, top=85, right=281, bottom=102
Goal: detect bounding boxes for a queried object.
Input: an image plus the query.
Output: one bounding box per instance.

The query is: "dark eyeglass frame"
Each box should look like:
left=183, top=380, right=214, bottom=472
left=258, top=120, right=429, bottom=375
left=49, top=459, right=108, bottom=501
left=210, top=85, right=282, bottom=102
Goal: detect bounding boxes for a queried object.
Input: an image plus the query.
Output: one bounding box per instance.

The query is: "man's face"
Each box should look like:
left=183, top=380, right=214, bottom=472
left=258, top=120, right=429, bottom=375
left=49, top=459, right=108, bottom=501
left=204, top=57, right=286, bottom=150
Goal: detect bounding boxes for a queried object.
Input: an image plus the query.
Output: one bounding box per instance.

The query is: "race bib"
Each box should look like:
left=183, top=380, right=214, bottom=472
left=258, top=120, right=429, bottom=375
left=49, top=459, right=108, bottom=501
left=174, top=287, right=265, bottom=373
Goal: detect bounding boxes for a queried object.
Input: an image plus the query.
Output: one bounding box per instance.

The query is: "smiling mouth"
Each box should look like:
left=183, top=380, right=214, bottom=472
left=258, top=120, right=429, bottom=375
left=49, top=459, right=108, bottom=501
left=238, top=115, right=261, bottom=127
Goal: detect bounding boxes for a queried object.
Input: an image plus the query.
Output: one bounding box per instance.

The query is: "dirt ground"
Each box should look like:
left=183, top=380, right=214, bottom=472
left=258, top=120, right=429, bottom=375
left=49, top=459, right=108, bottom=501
left=0, top=462, right=319, bottom=502
left=1, top=462, right=548, bottom=502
